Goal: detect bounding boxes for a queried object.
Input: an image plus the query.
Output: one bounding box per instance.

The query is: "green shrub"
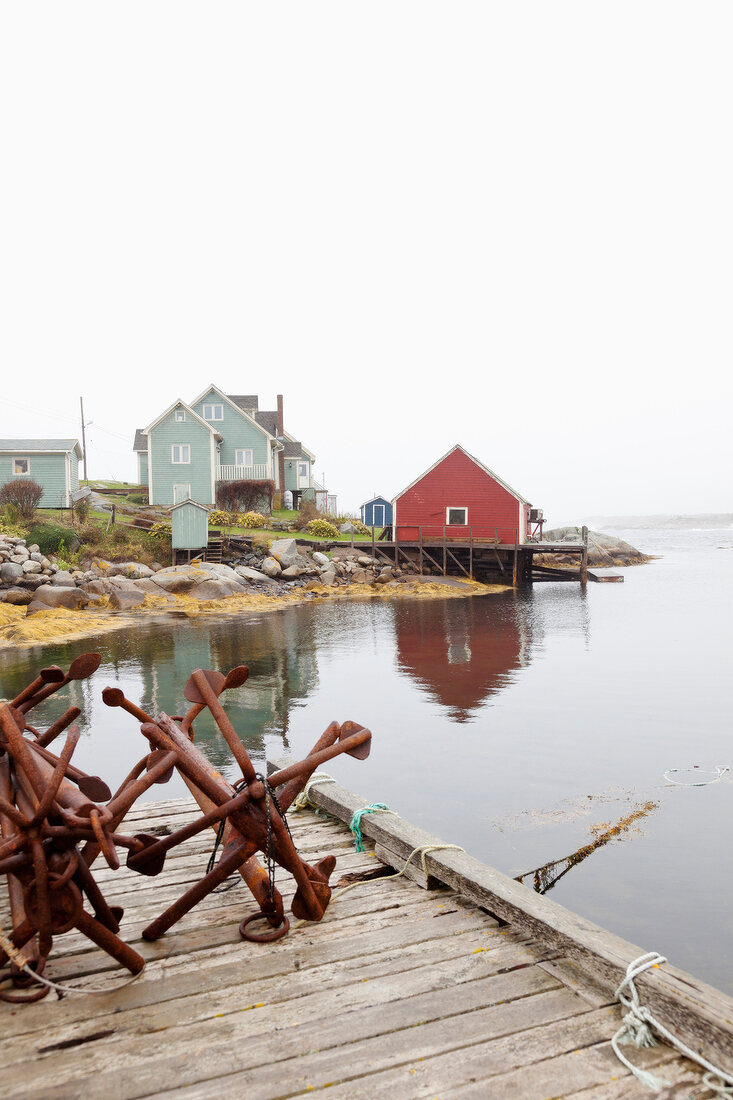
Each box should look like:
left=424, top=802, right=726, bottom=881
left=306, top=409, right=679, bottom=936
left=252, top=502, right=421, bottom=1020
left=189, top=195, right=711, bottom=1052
left=27, top=524, right=78, bottom=556
left=305, top=518, right=339, bottom=539
left=0, top=479, right=43, bottom=521
left=128, top=493, right=146, bottom=504
left=148, top=523, right=173, bottom=542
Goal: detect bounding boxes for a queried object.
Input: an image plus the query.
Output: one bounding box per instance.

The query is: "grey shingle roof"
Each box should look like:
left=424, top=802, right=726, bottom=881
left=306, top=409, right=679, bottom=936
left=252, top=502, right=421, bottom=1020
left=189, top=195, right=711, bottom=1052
left=255, top=410, right=278, bottom=437
left=283, top=440, right=304, bottom=458
left=228, top=395, right=259, bottom=413
left=133, top=429, right=147, bottom=451
left=0, top=439, right=79, bottom=452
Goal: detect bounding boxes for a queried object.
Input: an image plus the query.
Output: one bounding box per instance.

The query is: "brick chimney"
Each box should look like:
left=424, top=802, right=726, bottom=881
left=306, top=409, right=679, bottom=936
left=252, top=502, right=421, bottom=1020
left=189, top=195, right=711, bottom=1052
left=276, top=394, right=285, bottom=496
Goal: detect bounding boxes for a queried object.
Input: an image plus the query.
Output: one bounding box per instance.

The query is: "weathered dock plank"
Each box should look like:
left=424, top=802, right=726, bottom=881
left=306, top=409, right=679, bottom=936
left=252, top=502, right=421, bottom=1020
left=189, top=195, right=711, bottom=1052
left=1, top=794, right=724, bottom=1099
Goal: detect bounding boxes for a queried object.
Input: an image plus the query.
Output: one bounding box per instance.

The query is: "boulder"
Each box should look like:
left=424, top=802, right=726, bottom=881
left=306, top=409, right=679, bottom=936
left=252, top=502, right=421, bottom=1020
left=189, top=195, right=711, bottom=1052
left=22, top=560, right=43, bottom=574
left=81, top=578, right=115, bottom=596
left=357, top=555, right=377, bottom=567
left=190, top=579, right=245, bottom=601
left=108, top=588, right=148, bottom=611
left=374, top=567, right=394, bottom=584
left=51, top=571, right=78, bottom=587
left=0, top=562, right=23, bottom=584
left=235, top=566, right=278, bottom=586
left=312, top=552, right=330, bottom=567
left=269, top=539, right=300, bottom=569
left=340, top=522, right=357, bottom=534
left=26, top=586, right=91, bottom=613
left=319, top=566, right=337, bottom=586
left=150, top=566, right=212, bottom=593
left=261, top=557, right=282, bottom=578
left=1, top=588, right=33, bottom=606
left=108, top=562, right=156, bottom=580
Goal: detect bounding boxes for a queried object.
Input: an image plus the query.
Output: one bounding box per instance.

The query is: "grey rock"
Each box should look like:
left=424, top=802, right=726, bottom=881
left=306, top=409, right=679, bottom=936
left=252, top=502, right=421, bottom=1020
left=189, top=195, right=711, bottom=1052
left=51, top=571, right=78, bottom=587
left=108, top=562, right=156, bottom=580
left=108, top=588, right=148, bottom=610
left=357, top=555, right=376, bottom=566
left=312, top=552, right=330, bottom=567
left=190, top=579, right=245, bottom=601
left=22, top=560, right=43, bottom=574
left=27, top=544, right=40, bottom=554
left=261, top=556, right=282, bottom=578
left=27, top=586, right=91, bottom=613
left=339, top=522, right=357, bottom=534
left=235, top=566, right=278, bottom=586
left=151, top=566, right=212, bottom=593
left=319, top=566, right=337, bottom=586
left=269, top=539, right=300, bottom=568
left=0, top=562, right=23, bottom=583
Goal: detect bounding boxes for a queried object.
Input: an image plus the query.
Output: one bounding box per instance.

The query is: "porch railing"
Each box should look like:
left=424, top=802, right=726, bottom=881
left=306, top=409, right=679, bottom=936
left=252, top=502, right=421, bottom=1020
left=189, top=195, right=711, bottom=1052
left=216, top=464, right=269, bottom=482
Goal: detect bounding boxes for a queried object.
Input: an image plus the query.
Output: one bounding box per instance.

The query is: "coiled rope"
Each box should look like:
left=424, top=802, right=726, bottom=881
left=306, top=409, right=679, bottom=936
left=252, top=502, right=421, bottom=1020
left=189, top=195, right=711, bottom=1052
left=0, top=925, right=144, bottom=999
left=611, top=952, right=733, bottom=1095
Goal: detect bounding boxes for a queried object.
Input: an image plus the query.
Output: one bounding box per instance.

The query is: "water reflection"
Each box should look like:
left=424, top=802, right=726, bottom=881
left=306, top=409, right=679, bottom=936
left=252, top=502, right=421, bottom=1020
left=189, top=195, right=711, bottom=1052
left=393, top=595, right=531, bottom=721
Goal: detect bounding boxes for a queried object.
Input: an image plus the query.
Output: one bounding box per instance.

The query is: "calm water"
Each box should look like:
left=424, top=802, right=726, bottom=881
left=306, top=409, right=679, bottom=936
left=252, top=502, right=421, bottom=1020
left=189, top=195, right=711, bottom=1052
left=1, top=527, right=731, bottom=991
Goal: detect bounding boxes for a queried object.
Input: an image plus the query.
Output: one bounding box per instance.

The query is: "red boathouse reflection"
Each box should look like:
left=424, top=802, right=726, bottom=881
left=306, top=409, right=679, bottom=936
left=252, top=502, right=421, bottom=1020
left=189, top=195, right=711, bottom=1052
left=394, top=596, right=529, bottom=721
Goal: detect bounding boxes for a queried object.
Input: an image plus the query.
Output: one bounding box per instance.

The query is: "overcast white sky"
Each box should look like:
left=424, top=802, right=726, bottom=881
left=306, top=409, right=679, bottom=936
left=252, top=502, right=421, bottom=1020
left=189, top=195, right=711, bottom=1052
left=1, top=3, right=730, bottom=525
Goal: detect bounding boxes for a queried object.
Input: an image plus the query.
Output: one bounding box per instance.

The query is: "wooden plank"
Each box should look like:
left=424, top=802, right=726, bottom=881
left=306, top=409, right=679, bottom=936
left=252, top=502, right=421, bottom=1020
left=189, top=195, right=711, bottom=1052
left=283, top=768, right=733, bottom=1077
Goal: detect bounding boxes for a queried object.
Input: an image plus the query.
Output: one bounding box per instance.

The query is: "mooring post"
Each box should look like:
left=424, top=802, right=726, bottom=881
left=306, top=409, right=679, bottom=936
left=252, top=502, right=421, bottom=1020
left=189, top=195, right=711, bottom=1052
left=419, top=526, right=423, bottom=575
left=513, top=528, right=519, bottom=587
left=443, top=526, right=447, bottom=576
left=469, top=526, right=473, bottom=579
left=581, top=525, right=589, bottom=584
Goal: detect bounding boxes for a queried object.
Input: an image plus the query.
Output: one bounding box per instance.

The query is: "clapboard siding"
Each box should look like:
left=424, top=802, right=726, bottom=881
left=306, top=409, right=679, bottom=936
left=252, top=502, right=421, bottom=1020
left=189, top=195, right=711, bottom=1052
left=149, top=410, right=214, bottom=506
left=0, top=445, right=79, bottom=508
left=192, top=388, right=271, bottom=476
left=395, top=446, right=525, bottom=542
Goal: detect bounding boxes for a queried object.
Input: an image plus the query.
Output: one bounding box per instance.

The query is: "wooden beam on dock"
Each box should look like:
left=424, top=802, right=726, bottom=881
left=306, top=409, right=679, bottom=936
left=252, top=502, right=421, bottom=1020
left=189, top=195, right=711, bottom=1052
left=293, top=771, right=733, bottom=1080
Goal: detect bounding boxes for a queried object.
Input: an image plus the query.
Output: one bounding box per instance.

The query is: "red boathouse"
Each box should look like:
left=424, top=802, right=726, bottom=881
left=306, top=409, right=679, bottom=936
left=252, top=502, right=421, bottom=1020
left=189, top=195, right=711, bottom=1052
left=393, top=444, right=538, bottom=544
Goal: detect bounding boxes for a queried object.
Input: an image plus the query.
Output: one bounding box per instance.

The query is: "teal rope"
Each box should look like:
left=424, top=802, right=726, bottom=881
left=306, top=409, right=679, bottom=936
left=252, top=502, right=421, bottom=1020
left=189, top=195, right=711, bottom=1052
left=348, top=803, right=395, bottom=852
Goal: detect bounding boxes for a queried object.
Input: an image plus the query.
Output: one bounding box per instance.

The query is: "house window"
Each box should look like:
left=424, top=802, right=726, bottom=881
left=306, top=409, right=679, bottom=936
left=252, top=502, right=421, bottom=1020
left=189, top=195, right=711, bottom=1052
left=172, top=444, right=190, bottom=464
left=235, top=449, right=253, bottom=467
left=446, top=507, right=468, bottom=525
left=298, top=462, right=308, bottom=478
left=203, top=404, right=223, bottom=421
left=13, top=458, right=30, bottom=475
left=175, top=410, right=186, bottom=422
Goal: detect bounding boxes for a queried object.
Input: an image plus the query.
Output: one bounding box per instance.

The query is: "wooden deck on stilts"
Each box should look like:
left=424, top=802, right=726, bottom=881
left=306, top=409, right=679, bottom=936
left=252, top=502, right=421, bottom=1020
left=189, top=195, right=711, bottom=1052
left=2, top=790, right=728, bottom=1099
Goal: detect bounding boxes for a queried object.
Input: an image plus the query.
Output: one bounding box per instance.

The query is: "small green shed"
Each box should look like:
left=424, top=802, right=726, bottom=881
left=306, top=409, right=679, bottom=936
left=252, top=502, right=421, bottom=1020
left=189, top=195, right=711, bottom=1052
left=170, top=498, right=210, bottom=558
left=0, top=439, right=81, bottom=508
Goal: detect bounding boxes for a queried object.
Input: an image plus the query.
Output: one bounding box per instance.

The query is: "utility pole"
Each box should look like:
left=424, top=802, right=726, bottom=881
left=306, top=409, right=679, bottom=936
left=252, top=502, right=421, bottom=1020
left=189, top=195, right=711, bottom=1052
left=80, top=397, right=88, bottom=482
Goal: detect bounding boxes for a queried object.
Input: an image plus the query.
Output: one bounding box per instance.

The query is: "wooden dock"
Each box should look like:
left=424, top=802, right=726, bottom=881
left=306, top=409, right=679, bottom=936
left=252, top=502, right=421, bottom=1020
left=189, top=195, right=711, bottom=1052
left=2, top=786, right=730, bottom=1099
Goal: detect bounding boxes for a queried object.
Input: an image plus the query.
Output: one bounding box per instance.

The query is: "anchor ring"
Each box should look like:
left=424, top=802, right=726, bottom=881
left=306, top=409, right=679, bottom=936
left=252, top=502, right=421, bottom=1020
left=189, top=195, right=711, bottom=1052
left=239, top=912, right=290, bottom=943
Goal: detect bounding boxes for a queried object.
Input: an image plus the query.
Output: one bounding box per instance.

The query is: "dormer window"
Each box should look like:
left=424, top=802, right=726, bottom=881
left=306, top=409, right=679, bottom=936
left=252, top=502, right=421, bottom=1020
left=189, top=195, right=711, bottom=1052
left=175, top=409, right=186, bottom=422
left=203, top=404, right=223, bottom=421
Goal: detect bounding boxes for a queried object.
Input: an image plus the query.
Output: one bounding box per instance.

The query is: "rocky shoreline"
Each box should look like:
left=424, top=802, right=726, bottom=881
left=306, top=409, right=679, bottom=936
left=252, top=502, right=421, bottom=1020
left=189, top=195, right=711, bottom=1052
left=0, top=534, right=495, bottom=649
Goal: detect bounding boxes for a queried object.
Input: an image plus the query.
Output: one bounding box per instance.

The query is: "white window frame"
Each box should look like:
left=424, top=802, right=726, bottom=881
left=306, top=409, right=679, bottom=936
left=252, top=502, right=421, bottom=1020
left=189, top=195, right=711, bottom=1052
left=203, top=403, right=224, bottom=421
left=298, top=461, right=308, bottom=478
left=235, top=448, right=254, bottom=467
left=13, top=457, right=30, bottom=476
left=171, top=444, right=191, bottom=464
left=175, top=409, right=186, bottom=422
left=446, top=506, right=468, bottom=525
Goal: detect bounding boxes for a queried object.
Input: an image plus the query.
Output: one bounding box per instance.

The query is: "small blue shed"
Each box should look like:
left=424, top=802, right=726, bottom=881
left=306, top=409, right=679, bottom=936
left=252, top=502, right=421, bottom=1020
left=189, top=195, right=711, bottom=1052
left=360, top=495, right=393, bottom=529
left=0, top=439, right=81, bottom=508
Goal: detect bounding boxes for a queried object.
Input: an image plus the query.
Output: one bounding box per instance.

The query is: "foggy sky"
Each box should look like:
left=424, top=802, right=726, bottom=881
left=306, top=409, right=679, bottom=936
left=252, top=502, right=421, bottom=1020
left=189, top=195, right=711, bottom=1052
left=2, top=3, right=730, bottom=526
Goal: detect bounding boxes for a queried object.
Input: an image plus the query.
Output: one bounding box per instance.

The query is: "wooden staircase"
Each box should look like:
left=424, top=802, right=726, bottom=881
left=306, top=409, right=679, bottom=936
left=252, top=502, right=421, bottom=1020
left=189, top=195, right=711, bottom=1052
left=205, top=529, right=223, bottom=563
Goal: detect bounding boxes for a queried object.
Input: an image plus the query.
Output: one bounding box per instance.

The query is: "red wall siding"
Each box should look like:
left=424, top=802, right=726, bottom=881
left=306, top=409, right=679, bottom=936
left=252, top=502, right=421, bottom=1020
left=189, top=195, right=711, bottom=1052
left=395, top=448, right=522, bottom=542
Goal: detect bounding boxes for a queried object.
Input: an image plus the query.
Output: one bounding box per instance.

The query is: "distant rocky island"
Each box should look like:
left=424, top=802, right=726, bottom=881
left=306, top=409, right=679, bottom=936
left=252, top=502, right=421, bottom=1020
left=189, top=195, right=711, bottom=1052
left=585, top=514, right=733, bottom=531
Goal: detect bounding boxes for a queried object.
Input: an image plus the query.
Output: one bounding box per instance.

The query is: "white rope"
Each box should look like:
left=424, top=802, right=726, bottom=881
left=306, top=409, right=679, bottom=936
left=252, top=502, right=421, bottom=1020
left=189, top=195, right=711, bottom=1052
left=663, top=764, right=729, bottom=787
left=611, top=952, right=733, bottom=1094
left=291, top=772, right=336, bottom=811
left=0, top=926, right=144, bottom=998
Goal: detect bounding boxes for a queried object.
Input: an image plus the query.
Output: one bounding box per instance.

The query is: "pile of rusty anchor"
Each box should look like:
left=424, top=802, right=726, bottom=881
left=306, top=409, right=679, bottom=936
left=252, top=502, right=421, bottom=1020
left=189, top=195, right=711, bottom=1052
left=0, top=654, right=179, bottom=1002
left=104, top=664, right=372, bottom=943
left=0, top=653, right=371, bottom=1000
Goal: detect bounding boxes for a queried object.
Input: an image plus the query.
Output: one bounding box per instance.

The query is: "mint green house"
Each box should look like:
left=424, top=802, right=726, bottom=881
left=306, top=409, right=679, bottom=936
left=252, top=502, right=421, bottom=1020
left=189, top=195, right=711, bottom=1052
left=0, top=439, right=82, bottom=508
left=133, top=386, right=316, bottom=509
